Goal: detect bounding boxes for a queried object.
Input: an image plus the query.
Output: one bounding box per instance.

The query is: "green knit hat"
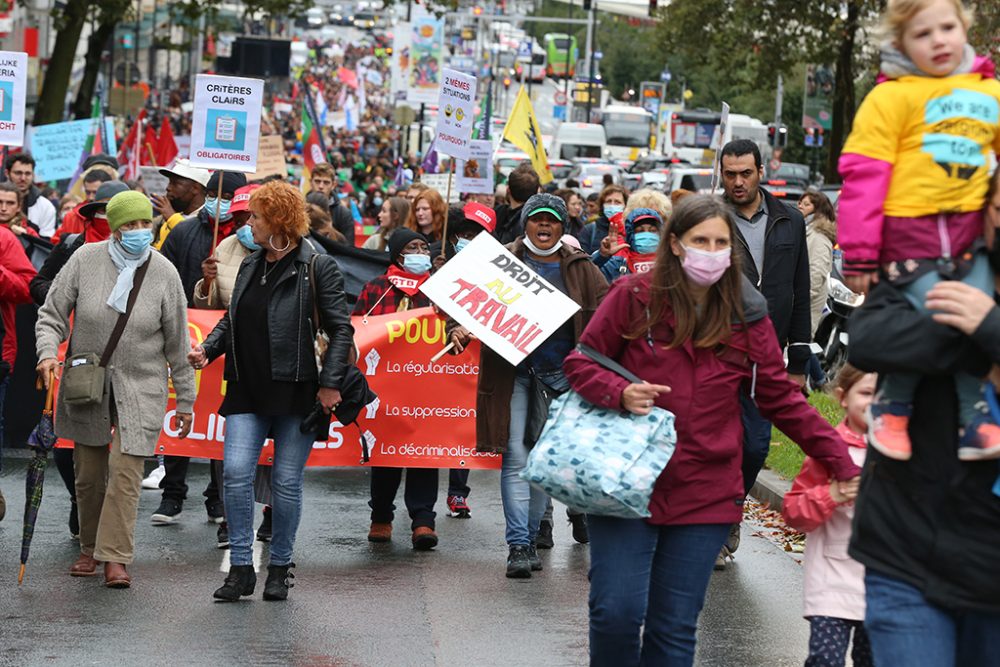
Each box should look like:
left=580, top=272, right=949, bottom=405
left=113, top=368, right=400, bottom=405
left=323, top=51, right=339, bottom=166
left=106, top=191, right=153, bottom=232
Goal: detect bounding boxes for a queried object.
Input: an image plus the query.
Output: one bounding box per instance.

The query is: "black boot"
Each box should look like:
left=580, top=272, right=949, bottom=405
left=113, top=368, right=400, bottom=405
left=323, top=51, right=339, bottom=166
left=263, top=563, right=295, bottom=601
left=213, top=565, right=256, bottom=602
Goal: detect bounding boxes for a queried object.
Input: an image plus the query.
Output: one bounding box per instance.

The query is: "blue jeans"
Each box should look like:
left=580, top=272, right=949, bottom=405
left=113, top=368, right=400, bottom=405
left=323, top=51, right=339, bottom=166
left=865, top=569, right=1000, bottom=667
left=223, top=414, right=316, bottom=567
left=739, top=390, right=772, bottom=497
left=588, top=516, right=729, bottom=667
left=501, top=376, right=548, bottom=546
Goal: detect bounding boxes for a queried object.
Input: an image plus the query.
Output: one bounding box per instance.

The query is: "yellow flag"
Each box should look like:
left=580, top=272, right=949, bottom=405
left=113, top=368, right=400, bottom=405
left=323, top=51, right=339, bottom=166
left=502, top=87, right=553, bottom=185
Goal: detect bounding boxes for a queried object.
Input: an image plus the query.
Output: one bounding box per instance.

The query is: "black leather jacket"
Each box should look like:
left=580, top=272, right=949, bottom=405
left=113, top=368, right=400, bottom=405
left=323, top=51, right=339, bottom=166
left=201, top=239, right=355, bottom=389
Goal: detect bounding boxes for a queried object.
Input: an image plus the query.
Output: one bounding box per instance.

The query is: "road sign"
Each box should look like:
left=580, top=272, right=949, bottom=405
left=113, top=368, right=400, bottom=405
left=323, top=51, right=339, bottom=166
left=517, top=40, right=532, bottom=58
left=593, top=50, right=603, bottom=61
left=660, top=68, right=672, bottom=83
left=553, top=105, right=566, bottom=121
left=553, top=90, right=567, bottom=106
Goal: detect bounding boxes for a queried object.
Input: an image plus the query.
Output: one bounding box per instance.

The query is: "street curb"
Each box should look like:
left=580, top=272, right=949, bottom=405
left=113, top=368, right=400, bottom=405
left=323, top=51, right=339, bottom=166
left=750, top=468, right=792, bottom=513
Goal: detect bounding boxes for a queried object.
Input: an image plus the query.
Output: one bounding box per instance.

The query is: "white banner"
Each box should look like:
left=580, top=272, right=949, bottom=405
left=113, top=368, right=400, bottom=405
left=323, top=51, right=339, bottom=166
left=420, top=233, right=580, bottom=366
left=457, top=140, right=493, bottom=195
left=434, top=68, right=477, bottom=160
left=419, top=173, right=459, bottom=202
left=189, top=74, right=264, bottom=173
left=0, top=51, right=27, bottom=147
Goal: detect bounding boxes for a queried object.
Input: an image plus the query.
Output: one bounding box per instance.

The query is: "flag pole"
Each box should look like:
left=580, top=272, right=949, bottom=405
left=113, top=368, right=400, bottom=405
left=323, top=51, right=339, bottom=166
left=441, top=159, right=454, bottom=259
left=211, top=171, right=224, bottom=252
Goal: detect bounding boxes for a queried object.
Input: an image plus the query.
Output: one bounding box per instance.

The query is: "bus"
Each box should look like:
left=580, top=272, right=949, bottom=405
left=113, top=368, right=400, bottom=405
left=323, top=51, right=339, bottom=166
left=598, top=104, right=654, bottom=160
left=658, top=109, right=770, bottom=166
left=544, top=33, right=578, bottom=79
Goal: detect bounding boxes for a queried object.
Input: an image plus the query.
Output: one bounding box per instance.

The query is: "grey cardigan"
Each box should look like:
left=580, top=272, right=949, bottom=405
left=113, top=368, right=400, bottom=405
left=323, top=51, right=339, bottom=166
left=35, top=241, right=196, bottom=456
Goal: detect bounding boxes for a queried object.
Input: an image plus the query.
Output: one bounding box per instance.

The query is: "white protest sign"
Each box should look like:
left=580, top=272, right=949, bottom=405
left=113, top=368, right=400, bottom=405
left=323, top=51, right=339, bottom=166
left=189, top=74, right=264, bottom=173
left=419, top=173, right=459, bottom=202
left=139, top=166, right=169, bottom=195
left=420, top=233, right=580, bottom=366
left=434, top=68, right=477, bottom=160
left=0, top=52, right=27, bottom=147
left=457, top=140, right=493, bottom=195
left=710, top=101, right=730, bottom=192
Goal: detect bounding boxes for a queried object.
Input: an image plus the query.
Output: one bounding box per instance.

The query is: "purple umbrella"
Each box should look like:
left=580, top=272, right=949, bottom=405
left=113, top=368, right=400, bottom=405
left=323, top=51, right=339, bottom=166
left=19, top=373, right=56, bottom=585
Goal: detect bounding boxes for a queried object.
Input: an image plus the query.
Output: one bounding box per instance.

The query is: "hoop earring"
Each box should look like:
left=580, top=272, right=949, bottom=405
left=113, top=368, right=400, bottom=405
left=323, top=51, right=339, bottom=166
left=268, top=234, right=291, bottom=252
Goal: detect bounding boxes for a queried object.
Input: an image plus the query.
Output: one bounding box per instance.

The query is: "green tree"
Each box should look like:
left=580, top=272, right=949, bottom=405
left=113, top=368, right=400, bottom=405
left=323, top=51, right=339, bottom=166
left=657, top=0, right=886, bottom=180
left=34, top=0, right=92, bottom=125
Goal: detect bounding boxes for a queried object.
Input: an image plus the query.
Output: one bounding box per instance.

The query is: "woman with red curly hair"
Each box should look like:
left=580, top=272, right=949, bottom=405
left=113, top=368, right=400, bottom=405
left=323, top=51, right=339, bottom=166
left=405, top=187, right=447, bottom=241
left=190, top=180, right=355, bottom=603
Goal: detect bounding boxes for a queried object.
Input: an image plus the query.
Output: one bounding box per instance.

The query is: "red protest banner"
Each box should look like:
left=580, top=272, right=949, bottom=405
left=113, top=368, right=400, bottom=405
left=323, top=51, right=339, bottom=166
left=57, top=308, right=499, bottom=469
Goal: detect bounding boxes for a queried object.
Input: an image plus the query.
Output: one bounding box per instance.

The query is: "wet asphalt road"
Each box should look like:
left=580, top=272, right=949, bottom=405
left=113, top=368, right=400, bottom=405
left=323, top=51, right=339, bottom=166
left=0, top=458, right=809, bottom=666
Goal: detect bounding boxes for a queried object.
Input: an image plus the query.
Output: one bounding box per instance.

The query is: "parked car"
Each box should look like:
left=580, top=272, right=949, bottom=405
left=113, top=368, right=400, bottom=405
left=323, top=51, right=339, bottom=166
left=566, top=162, right=625, bottom=198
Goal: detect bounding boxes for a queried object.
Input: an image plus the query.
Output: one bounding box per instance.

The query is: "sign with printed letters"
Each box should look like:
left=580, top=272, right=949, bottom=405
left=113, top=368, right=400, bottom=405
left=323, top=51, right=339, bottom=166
left=457, top=140, right=493, bottom=195
left=0, top=51, right=26, bottom=147
left=420, top=233, right=580, bottom=366
left=434, top=68, right=477, bottom=160
left=189, top=74, right=264, bottom=172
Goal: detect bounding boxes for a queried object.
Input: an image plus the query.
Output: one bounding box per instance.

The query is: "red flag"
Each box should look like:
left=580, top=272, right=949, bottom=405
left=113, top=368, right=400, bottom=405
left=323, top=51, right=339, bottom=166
left=141, top=125, right=158, bottom=166
left=157, top=120, right=178, bottom=166
left=117, top=109, right=146, bottom=169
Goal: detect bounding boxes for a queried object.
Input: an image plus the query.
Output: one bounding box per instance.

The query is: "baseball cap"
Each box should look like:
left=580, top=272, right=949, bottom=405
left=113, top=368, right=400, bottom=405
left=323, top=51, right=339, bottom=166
left=230, top=184, right=261, bottom=214
left=159, top=158, right=211, bottom=188
left=520, top=192, right=568, bottom=225
left=80, top=181, right=131, bottom=218
left=462, top=201, right=496, bottom=233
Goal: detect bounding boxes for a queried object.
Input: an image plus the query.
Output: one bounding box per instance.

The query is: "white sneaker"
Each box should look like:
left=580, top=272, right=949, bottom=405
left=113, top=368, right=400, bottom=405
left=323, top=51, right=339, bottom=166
left=141, top=465, right=166, bottom=490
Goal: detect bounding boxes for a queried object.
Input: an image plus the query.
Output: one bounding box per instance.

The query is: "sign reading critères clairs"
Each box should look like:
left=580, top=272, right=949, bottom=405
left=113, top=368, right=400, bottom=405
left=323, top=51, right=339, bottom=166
left=189, top=74, right=264, bottom=173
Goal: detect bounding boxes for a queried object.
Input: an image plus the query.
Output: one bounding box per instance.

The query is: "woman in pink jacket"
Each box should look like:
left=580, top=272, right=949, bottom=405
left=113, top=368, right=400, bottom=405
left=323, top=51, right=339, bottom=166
left=563, top=195, right=862, bottom=667
left=783, top=365, right=876, bottom=667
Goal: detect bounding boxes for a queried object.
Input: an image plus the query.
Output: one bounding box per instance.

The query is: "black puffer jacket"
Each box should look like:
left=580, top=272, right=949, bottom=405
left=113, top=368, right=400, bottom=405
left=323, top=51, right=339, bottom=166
left=201, top=240, right=355, bottom=390
left=160, top=209, right=222, bottom=306
left=848, top=283, right=1000, bottom=613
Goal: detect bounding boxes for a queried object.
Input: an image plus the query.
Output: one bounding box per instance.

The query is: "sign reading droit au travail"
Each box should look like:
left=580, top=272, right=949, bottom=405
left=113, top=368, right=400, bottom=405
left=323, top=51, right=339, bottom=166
left=434, top=68, right=477, bottom=161
left=0, top=52, right=28, bottom=147
left=189, top=74, right=264, bottom=173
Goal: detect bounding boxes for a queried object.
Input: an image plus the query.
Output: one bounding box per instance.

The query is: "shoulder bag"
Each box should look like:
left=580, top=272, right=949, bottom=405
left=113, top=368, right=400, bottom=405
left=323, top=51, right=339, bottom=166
left=520, top=343, right=677, bottom=519
left=62, top=259, right=150, bottom=406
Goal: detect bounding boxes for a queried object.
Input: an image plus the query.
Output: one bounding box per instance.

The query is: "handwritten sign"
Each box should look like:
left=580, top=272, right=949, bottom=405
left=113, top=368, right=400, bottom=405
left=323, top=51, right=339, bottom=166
left=27, top=118, right=118, bottom=182
left=189, top=74, right=264, bottom=172
left=434, top=68, right=477, bottom=160
left=420, top=233, right=580, bottom=365
left=244, top=135, right=287, bottom=180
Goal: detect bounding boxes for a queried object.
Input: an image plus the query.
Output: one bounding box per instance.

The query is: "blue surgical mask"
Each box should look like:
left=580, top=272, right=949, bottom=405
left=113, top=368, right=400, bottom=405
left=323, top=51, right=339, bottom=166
left=204, top=197, right=233, bottom=222
left=373, top=196, right=384, bottom=208
left=603, top=205, right=624, bottom=219
left=236, top=224, right=260, bottom=250
left=633, top=231, right=660, bottom=254
left=454, top=238, right=470, bottom=253
left=402, top=253, right=431, bottom=275
left=117, top=229, right=153, bottom=256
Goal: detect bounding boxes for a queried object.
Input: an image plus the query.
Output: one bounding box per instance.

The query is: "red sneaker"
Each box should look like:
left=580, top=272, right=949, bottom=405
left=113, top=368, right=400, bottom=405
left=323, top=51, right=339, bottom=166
left=958, top=418, right=1000, bottom=461
left=867, top=402, right=913, bottom=461
left=447, top=494, right=471, bottom=518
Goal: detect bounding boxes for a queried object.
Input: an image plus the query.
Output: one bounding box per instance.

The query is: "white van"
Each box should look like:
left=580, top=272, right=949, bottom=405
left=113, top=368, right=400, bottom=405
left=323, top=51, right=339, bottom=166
left=552, top=123, right=606, bottom=161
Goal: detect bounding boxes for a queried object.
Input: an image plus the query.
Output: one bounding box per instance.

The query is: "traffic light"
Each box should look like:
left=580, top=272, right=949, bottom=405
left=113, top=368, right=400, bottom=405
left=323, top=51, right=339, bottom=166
left=583, top=0, right=592, bottom=10
left=767, top=123, right=788, bottom=148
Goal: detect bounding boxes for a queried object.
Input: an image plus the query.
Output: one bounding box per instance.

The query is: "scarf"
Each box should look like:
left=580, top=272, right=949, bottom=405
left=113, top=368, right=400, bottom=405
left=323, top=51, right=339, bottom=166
left=386, top=264, right=429, bottom=296
left=85, top=215, right=111, bottom=244
left=106, top=238, right=151, bottom=314
left=879, top=42, right=976, bottom=80
left=625, top=250, right=657, bottom=274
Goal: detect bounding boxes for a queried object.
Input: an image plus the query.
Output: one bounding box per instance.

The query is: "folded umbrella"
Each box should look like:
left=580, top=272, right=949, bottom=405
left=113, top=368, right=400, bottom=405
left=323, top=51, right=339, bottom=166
left=19, top=372, right=56, bottom=585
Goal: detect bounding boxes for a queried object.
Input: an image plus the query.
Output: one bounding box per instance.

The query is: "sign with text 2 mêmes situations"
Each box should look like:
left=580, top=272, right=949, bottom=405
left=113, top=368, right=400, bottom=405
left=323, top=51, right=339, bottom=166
left=189, top=74, right=264, bottom=173
left=434, top=68, right=477, bottom=160
left=420, top=233, right=580, bottom=366
left=0, top=51, right=27, bottom=147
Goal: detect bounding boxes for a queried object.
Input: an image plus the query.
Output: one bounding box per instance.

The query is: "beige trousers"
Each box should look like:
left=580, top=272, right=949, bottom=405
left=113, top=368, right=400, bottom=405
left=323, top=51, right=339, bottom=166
left=73, top=429, right=145, bottom=564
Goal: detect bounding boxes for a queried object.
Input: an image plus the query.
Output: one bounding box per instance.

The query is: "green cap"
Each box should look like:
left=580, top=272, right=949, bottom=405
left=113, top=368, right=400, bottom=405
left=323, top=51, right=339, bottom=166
left=105, top=191, right=153, bottom=232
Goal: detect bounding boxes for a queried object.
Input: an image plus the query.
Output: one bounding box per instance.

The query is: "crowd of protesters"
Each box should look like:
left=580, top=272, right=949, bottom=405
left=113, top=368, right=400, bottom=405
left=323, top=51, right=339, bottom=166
left=1, top=1, right=999, bottom=665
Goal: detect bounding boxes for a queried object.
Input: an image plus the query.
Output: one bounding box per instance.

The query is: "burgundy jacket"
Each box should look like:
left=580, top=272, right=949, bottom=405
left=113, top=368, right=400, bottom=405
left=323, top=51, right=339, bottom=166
left=563, top=273, right=860, bottom=526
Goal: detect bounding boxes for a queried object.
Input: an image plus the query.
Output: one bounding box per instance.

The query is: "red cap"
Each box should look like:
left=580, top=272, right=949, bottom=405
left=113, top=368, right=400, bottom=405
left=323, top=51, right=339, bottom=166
left=230, top=184, right=261, bottom=214
left=462, top=201, right=496, bottom=233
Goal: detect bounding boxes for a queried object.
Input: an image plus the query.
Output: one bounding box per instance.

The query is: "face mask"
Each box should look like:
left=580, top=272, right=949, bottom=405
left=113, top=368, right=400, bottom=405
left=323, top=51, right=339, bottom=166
left=680, top=244, right=731, bottom=287
left=603, top=205, right=624, bottom=219
left=455, top=238, right=470, bottom=253
left=117, top=229, right=154, bottom=256
left=373, top=197, right=384, bottom=208
left=204, top=197, right=233, bottom=222
left=236, top=224, right=260, bottom=250
left=523, top=235, right=563, bottom=257
left=402, top=253, right=431, bottom=275
left=633, top=231, right=660, bottom=254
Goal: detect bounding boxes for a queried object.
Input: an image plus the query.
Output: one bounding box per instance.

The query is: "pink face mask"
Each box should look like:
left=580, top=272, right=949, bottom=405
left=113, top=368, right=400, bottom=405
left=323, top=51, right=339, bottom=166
left=681, top=244, right=731, bottom=286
